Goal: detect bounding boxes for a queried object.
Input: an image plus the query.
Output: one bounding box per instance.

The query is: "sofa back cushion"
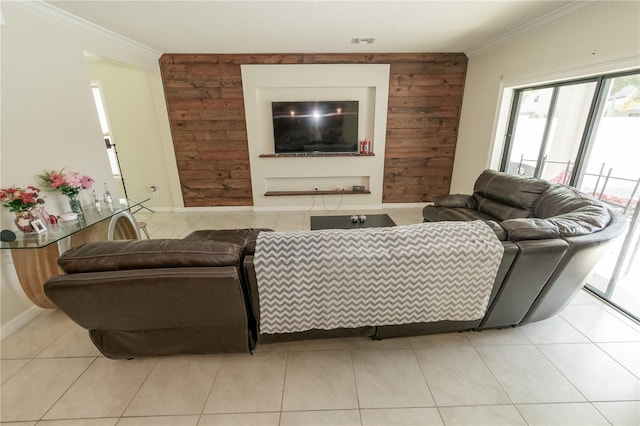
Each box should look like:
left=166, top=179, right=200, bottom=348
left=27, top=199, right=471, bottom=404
left=535, top=184, right=611, bottom=236
left=473, top=195, right=531, bottom=221
left=59, top=239, right=242, bottom=274
left=473, top=170, right=549, bottom=220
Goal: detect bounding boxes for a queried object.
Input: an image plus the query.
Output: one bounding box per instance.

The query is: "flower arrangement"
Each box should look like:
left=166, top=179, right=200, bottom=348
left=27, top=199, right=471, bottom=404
left=0, top=186, right=41, bottom=212
left=38, top=170, right=94, bottom=199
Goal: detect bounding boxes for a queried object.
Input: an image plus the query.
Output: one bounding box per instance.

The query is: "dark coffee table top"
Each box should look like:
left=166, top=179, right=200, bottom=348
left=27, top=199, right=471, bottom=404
left=310, top=214, right=397, bottom=230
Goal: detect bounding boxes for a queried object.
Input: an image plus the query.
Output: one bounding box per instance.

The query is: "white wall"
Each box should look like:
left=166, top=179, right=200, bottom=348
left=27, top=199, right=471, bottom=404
left=0, top=2, right=174, bottom=330
left=452, top=1, right=640, bottom=193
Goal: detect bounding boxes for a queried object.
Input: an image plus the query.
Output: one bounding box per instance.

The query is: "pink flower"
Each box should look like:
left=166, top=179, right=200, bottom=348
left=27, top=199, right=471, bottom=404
left=38, top=169, right=93, bottom=198
left=1, top=186, right=41, bottom=212
left=79, top=175, right=94, bottom=189
left=49, top=172, right=65, bottom=189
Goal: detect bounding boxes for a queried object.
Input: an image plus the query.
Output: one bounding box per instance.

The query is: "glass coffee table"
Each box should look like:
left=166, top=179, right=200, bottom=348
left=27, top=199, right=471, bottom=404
left=310, top=214, right=396, bottom=230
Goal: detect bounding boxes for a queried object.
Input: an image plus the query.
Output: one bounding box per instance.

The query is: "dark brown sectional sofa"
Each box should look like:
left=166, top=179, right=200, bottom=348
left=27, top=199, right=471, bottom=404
left=43, top=170, right=626, bottom=359
left=422, top=169, right=626, bottom=330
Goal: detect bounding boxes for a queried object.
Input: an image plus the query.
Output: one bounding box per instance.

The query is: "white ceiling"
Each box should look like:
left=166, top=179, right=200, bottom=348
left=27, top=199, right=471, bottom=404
left=44, top=0, right=580, bottom=55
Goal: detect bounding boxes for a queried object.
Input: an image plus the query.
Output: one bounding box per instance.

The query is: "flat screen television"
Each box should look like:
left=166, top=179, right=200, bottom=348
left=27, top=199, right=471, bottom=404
left=271, top=101, right=359, bottom=154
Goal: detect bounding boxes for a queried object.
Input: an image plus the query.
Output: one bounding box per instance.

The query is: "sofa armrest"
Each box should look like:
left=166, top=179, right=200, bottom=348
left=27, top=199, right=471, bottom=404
left=433, top=194, right=477, bottom=209
left=44, top=267, right=248, bottom=331
left=500, top=218, right=559, bottom=241
left=243, top=256, right=261, bottom=327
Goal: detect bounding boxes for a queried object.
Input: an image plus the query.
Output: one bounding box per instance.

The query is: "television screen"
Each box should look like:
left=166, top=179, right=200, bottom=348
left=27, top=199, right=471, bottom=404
left=272, top=101, right=359, bottom=154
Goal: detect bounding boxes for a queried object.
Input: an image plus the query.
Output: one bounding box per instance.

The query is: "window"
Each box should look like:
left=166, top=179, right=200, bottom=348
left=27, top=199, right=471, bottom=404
left=90, top=83, right=120, bottom=177
left=501, top=80, right=597, bottom=184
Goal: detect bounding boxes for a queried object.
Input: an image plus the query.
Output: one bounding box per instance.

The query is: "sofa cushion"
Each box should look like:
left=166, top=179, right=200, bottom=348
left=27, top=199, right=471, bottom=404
left=59, top=239, right=242, bottom=274
left=535, top=184, right=602, bottom=217
left=474, top=169, right=549, bottom=215
left=534, top=184, right=611, bottom=236
left=473, top=195, right=531, bottom=221
left=500, top=218, right=560, bottom=241
left=184, top=228, right=272, bottom=255
left=422, top=206, right=495, bottom=222
left=433, top=194, right=477, bottom=209
left=547, top=205, right=611, bottom=237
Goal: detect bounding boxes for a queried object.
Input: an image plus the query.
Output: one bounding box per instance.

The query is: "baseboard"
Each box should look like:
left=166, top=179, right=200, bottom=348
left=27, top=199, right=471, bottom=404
left=382, top=202, right=431, bottom=208
left=0, top=306, right=44, bottom=340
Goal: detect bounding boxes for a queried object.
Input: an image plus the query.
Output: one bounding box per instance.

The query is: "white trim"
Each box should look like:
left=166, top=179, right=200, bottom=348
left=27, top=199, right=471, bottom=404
left=139, top=202, right=432, bottom=213
left=466, top=1, right=596, bottom=58
left=253, top=203, right=384, bottom=213
left=500, top=56, right=640, bottom=89
left=12, top=0, right=161, bottom=60
left=382, top=202, right=430, bottom=209
left=0, top=306, right=44, bottom=340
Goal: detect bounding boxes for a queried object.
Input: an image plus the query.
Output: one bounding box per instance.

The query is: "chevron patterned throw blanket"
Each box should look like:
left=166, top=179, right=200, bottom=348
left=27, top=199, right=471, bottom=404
left=253, top=220, right=504, bottom=334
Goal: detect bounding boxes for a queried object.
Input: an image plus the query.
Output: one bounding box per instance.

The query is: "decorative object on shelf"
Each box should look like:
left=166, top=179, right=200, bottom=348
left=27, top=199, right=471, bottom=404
left=0, top=229, right=16, bottom=242
left=35, top=198, right=53, bottom=227
left=0, top=186, right=42, bottom=233
left=39, top=169, right=94, bottom=217
left=14, top=209, right=37, bottom=233
left=103, top=183, right=114, bottom=212
left=359, top=139, right=371, bottom=155
left=30, top=219, right=47, bottom=234
left=92, top=190, right=102, bottom=215
left=68, top=196, right=83, bottom=216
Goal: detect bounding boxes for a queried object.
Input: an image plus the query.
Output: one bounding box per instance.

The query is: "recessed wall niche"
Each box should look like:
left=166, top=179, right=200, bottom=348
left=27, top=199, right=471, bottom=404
left=241, top=64, right=390, bottom=210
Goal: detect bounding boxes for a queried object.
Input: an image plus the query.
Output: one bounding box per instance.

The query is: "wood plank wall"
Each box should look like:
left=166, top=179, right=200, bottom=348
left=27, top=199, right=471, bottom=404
left=159, top=53, right=467, bottom=206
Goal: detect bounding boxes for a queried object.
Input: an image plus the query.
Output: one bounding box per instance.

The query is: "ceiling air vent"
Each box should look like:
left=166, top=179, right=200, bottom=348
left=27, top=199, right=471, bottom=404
left=351, top=37, right=375, bottom=45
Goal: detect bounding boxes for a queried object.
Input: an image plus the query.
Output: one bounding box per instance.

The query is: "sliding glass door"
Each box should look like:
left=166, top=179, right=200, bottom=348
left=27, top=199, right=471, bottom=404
left=576, top=73, right=640, bottom=319
left=501, top=70, right=640, bottom=321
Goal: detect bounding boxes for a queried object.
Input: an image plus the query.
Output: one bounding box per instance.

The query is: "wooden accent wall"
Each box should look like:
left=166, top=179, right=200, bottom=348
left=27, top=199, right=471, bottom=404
left=159, top=53, right=467, bottom=206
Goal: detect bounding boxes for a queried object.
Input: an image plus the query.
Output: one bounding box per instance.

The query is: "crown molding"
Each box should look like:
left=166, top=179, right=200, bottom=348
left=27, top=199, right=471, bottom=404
left=465, top=1, right=597, bottom=58
left=10, top=0, right=162, bottom=60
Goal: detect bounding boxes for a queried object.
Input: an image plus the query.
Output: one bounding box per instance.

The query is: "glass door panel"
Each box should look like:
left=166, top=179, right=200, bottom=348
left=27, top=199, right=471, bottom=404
left=504, top=88, right=554, bottom=177
left=579, top=72, right=640, bottom=320
left=538, top=82, right=597, bottom=184
left=503, top=81, right=597, bottom=182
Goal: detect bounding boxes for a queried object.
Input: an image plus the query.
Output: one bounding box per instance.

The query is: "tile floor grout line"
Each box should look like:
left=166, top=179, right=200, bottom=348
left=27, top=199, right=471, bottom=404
left=197, top=353, right=225, bottom=419
left=593, top=341, right=640, bottom=380
left=470, top=342, right=517, bottom=408
left=530, top=342, right=592, bottom=405
left=117, top=356, right=161, bottom=419
left=37, top=355, right=100, bottom=423
left=410, top=346, right=438, bottom=409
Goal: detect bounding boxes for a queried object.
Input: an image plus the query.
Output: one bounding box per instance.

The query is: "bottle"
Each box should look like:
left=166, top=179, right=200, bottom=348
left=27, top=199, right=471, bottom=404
left=35, top=199, right=50, bottom=229
left=93, top=190, right=102, bottom=214
left=103, top=183, right=114, bottom=212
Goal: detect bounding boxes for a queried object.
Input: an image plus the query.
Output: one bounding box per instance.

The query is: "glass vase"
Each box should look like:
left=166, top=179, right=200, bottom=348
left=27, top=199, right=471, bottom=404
left=14, top=209, right=37, bottom=233
left=68, top=197, right=83, bottom=216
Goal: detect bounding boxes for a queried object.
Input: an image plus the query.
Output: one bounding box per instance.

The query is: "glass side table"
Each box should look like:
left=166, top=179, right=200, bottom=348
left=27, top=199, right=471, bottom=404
left=1, top=198, right=149, bottom=308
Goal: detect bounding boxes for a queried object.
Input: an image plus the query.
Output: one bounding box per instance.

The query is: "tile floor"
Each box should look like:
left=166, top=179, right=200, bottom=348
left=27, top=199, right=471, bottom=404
left=1, top=207, right=640, bottom=425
